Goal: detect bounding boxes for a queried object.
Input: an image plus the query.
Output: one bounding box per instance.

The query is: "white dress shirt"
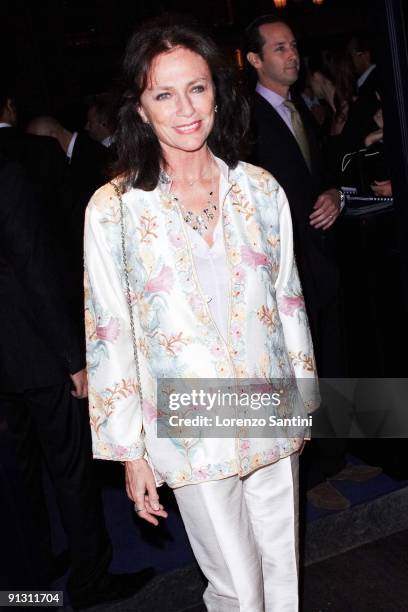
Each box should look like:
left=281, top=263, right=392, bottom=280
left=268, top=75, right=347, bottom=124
left=66, top=132, right=78, bottom=163
left=357, top=64, right=376, bottom=89
left=256, top=82, right=295, bottom=136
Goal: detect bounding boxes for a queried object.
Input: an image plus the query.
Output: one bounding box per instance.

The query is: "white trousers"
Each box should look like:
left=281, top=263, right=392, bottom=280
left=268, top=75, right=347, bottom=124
left=174, top=454, right=299, bottom=612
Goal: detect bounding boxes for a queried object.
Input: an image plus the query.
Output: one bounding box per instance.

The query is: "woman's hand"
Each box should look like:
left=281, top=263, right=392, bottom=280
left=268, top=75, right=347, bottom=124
left=125, top=458, right=168, bottom=526
left=330, top=101, right=349, bottom=136
left=364, top=129, right=383, bottom=148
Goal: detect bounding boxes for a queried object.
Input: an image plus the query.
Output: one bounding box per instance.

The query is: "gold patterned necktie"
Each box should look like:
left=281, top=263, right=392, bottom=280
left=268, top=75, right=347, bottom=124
left=283, top=99, right=312, bottom=172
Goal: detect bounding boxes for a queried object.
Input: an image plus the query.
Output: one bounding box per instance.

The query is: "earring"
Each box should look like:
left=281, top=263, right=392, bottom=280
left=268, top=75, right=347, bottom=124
left=214, top=104, right=218, bottom=113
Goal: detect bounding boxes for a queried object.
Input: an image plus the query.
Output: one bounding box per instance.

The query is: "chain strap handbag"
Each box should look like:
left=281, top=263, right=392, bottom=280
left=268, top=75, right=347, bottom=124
left=111, top=181, right=144, bottom=408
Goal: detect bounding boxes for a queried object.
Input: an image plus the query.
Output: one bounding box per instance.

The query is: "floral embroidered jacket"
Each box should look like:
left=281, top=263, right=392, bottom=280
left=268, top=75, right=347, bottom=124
left=84, top=158, right=319, bottom=488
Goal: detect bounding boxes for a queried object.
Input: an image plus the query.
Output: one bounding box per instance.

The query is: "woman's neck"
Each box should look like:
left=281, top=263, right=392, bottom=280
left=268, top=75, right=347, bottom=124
left=164, top=146, right=213, bottom=183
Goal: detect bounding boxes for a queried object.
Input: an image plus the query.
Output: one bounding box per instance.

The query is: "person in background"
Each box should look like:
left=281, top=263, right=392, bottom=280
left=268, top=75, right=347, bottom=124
left=85, top=92, right=116, bottom=148
left=0, top=157, right=153, bottom=609
left=300, top=76, right=326, bottom=127
left=244, top=15, right=344, bottom=375
left=308, top=68, right=350, bottom=137
left=1, top=91, right=153, bottom=609
left=340, top=96, right=392, bottom=198
left=84, top=18, right=319, bottom=611
left=27, top=114, right=109, bottom=307
left=244, top=15, right=381, bottom=511
left=27, top=114, right=108, bottom=206
left=342, top=34, right=381, bottom=152
left=364, top=104, right=392, bottom=197
left=307, top=61, right=355, bottom=184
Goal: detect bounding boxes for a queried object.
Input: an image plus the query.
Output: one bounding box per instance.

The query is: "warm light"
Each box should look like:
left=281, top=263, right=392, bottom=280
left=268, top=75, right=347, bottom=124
left=312, top=0, right=325, bottom=4
left=273, top=0, right=287, bottom=8
left=235, top=49, right=244, bottom=70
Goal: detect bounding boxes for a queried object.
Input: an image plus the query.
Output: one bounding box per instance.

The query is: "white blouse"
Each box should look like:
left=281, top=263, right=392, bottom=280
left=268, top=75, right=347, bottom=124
left=186, top=216, right=230, bottom=342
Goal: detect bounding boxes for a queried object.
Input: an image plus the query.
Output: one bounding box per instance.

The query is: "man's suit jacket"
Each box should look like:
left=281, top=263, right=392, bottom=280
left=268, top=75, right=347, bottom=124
left=69, top=132, right=110, bottom=212
left=0, top=127, right=71, bottom=223
left=67, top=133, right=110, bottom=306
left=251, top=92, right=340, bottom=329
left=0, top=157, right=84, bottom=391
left=342, top=67, right=381, bottom=152
left=0, top=126, right=82, bottom=323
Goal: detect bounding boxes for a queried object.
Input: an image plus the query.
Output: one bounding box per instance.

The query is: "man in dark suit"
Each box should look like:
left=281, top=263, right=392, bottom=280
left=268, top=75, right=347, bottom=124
left=343, top=35, right=381, bottom=152
left=0, top=97, right=72, bottom=221
left=0, top=96, right=152, bottom=607
left=26, top=114, right=109, bottom=213
left=85, top=92, right=116, bottom=149
left=244, top=16, right=344, bottom=376
left=26, top=114, right=110, bottom=315
left=243, top=16, right=378, bottom=510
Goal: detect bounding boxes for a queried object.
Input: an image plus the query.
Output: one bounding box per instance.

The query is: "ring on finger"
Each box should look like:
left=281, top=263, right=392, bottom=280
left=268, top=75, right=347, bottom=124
left=134, top=504, right=145, bottom=513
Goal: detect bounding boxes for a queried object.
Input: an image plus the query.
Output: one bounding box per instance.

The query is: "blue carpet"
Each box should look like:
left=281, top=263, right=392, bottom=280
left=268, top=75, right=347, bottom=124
left=305, top=455, right=408, bottom=522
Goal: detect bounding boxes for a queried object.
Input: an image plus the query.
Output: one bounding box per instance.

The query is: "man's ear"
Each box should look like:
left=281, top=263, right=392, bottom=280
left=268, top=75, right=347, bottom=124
left=6, top=98, right=17, bottom=123
left=246, top=52, right=262, bottom=70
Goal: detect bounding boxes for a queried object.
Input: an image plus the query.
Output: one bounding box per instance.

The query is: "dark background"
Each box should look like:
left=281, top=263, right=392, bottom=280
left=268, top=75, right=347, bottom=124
left=2, top=0, right=408, bottom=375
left=2, top=0, right=386, bottom=127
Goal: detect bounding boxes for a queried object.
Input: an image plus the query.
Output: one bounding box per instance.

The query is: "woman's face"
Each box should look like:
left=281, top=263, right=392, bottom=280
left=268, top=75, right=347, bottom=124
left=310, top=71, right=330, bottom=99
left=138, top=46, right=216, bottom=157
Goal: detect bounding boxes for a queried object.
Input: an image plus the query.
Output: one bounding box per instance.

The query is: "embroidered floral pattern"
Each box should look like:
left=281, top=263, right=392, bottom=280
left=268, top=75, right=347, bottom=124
left=84, top=159, right=319, bottom=489
left=289, top=351, right=315, bottom=372
left=257, top=305, right=279, bottom=332
left=145, top=265, right=174, bottom=294
left=137, top=212, right=159, bottom=243
left=241, top=245, right=268, bottom=270
left=96, top=317, right=120, bottom=342
left=158, top=331, right=190, bottom=356
left=277, top=294, right=305, bottom=317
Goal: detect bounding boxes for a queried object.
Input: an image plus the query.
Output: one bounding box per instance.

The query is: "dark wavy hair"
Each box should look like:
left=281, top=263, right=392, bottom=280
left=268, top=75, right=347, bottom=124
left=113, top=18, right=250, bottom=191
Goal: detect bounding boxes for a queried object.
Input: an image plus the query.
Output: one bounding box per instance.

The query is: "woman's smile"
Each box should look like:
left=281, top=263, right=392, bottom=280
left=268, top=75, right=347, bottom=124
left=174, top=120, right=202, bottom=134
left=138, top=46, right=215, bottom=156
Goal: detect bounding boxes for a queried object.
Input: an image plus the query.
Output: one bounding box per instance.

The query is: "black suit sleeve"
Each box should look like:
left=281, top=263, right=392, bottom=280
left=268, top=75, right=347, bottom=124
left=0, top=161, right=85, bottom=375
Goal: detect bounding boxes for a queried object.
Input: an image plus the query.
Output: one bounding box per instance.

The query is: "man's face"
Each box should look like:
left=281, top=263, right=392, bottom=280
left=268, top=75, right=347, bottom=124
left=85, top=106, right=106, bottom=142
left=0, top=98, right=17, bottom=126
left=248, top=22, right=300, bottom=96
left=347, top=39, right=371, bottom=77
left=349, top=49, right=370, bottom=77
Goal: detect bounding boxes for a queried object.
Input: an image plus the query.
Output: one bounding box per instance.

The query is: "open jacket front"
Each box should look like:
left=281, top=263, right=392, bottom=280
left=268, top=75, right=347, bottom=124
left=84, top=158, right=319, bottom=488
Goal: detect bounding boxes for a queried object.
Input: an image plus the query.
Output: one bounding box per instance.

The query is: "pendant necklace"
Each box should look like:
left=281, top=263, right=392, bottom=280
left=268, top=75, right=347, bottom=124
left=171, top=167, right=217, bottom=236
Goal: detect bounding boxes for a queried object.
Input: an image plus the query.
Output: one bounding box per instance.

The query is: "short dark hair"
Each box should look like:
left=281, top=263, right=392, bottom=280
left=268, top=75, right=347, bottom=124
left=243, top=14, right=290, bottom=60
left=347, top=34, right=373, bottom=56
left=87, top=92, right=117, bottom=132
left=114, top=17, right=250, bottom=192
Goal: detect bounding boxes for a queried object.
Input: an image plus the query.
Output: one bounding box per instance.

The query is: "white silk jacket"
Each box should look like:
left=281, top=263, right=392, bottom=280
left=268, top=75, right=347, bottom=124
left=84, top=158, right=319, bottom=488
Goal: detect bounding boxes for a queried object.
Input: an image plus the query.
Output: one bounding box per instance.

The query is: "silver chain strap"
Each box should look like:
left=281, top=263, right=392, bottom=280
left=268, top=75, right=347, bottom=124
left=111, top=181, right=143, bottom=408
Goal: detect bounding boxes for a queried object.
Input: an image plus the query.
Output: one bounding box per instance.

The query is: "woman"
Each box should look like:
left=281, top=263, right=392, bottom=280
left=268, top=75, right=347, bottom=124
left=309, top=67, right=351, bottom=137
left=84, top=19, right=318, bottom=612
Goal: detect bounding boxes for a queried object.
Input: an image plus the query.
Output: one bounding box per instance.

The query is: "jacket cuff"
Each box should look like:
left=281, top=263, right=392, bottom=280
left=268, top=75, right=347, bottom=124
left=92, top=437, right=146, bottom=462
